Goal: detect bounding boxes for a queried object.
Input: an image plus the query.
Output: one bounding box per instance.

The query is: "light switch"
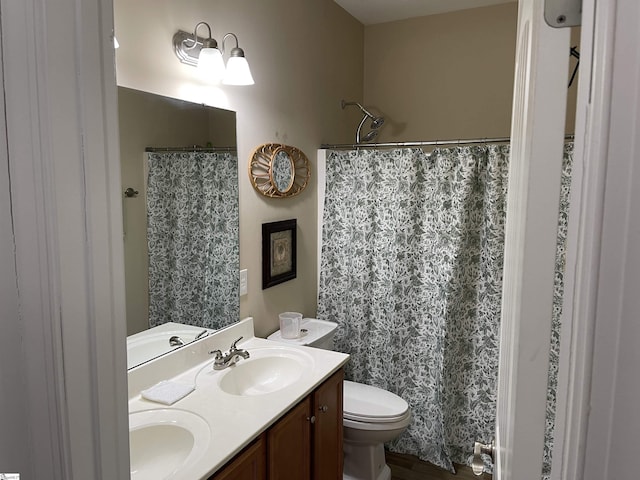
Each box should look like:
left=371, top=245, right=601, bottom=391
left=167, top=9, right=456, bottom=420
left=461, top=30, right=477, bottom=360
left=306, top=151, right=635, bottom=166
left=240, top=269, right=248, bottom=296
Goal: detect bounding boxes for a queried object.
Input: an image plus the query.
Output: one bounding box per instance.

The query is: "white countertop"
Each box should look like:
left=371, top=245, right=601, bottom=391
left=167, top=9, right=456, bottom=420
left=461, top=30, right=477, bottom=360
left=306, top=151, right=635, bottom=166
left=127, top=317, right=349, bottom=480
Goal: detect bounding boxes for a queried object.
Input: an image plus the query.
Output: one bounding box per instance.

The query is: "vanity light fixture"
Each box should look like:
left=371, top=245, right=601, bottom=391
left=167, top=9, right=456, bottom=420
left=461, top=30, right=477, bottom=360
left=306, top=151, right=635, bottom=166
left=173, top=22, right=254, bottom=86
left=221, top=33, right=255, bottom=86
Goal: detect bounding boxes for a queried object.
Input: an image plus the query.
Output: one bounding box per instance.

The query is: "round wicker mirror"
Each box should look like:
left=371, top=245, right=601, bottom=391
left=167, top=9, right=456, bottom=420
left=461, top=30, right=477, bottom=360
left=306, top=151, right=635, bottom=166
left=248, top=143, right=311, bottom=198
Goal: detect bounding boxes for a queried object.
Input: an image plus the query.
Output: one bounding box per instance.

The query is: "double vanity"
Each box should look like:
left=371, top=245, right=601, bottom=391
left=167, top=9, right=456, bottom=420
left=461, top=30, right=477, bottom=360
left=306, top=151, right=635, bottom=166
left=128, top=317, right=349, bottom=479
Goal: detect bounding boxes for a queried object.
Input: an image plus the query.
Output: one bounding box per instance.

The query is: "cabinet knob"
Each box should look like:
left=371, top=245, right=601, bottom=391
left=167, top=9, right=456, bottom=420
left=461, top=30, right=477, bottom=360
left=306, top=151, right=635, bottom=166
left=319, top=405, right=329, bottom=413
left=307, top=415, right=316, bottom=424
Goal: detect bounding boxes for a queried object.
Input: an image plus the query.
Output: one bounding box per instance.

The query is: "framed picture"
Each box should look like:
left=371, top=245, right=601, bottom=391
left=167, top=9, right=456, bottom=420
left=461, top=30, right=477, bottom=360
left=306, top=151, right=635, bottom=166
left=262, top=219, right=297, bottom=289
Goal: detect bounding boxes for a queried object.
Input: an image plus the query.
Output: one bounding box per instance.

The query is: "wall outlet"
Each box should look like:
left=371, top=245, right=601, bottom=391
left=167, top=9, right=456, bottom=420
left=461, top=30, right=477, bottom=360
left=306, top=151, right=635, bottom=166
left=239, top=269, right=248, bottom=296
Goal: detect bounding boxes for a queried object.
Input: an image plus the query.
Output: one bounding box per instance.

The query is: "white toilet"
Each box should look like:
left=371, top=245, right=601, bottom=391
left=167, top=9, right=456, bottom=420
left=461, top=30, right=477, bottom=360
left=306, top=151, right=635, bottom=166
left=267, top=318, right=411, bottom=480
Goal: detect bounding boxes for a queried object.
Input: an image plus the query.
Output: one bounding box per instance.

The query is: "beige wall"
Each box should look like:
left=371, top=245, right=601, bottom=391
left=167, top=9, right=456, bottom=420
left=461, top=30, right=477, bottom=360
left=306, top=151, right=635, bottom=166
left=114, top=0, right=364, bottom=338
left=364, top=3, right=518, bottom=142
left=363, top=3, right=579, bottom=142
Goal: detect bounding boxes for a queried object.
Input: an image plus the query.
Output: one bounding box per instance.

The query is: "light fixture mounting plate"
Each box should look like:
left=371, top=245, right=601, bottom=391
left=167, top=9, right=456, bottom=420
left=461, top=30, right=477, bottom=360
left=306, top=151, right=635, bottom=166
left=173, top=30, right=206, bottom=67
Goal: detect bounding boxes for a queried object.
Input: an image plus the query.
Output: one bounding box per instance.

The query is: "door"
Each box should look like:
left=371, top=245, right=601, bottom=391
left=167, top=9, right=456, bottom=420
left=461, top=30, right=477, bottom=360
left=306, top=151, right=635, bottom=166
left=312, top=369, right=344, bottom=479
left=494, top=0, right=571, bottom=479
left=267, top=397, right=312, bottom=479
left=210, top=435, right=266, bottom=480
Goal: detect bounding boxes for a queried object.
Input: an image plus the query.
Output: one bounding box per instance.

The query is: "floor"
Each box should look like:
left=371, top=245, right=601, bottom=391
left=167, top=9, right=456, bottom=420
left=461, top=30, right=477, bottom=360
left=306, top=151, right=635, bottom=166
left=386, top=451, right=492, bottom=480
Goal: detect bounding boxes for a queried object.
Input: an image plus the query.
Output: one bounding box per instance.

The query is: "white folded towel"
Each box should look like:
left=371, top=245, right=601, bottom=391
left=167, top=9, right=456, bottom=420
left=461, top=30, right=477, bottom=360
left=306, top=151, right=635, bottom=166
left=141, top=381, right=195, bottom=405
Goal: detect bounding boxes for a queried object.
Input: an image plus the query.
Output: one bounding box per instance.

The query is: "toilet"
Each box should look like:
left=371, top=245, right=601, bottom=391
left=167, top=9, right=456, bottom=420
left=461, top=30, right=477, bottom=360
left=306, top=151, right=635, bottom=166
left=267, top=318, right=411, bottom=480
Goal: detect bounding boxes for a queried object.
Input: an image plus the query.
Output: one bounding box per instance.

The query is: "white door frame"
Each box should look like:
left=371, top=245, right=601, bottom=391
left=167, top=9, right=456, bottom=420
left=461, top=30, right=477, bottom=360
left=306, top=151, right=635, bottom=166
left=553, top=0, right=640, bottom=479
left=548, top=0, right=605, bottom=476
left=0, top=0, right=129, bottom=478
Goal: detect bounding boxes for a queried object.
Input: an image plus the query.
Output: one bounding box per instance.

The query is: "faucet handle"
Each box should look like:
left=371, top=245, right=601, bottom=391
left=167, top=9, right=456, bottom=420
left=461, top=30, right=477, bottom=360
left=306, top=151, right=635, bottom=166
left=209, top=349, right=223, bottom=360
left=230, top=336, right=243, bottom=351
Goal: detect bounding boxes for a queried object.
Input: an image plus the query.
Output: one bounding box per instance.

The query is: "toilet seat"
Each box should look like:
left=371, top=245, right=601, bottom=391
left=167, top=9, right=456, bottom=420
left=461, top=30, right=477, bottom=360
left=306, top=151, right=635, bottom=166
left=343, top=380, right=410, bottom=424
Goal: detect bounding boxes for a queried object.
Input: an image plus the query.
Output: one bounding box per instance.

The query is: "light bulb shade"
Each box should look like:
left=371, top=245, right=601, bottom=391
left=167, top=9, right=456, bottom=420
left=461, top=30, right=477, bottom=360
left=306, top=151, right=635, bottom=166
left=223, top=56, right=255, bottom=85
left=198, top=47, right=225, bottom=83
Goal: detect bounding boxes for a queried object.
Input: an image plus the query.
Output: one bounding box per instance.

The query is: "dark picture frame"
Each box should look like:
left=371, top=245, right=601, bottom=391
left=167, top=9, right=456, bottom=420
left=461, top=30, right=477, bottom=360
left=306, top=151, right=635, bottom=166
left=262, top=219, right=297, bottom=289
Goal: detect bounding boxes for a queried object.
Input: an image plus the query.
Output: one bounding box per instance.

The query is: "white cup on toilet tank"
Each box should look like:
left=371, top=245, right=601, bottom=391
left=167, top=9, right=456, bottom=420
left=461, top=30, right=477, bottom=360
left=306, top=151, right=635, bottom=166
left=278, top=312, right=302, bottom=338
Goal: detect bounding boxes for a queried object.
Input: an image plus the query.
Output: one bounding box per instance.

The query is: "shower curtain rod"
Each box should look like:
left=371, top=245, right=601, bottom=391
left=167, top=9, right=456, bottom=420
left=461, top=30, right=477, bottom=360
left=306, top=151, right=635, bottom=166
left=320, top=134, right=575, bottom=150
left=145, top=146, right=237, bottom=153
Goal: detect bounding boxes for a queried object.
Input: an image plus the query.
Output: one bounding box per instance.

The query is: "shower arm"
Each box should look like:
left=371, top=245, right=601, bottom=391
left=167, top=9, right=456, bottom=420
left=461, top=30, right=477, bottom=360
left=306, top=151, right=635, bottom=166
left=342, top=100, right=376, bottom=119
left=356, top=114, right=368, bottom=143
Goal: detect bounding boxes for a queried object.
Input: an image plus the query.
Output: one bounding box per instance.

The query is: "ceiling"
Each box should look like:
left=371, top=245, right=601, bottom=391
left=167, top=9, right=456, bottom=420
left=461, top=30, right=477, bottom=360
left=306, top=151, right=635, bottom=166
left=335, top=0, right=516, bottom=25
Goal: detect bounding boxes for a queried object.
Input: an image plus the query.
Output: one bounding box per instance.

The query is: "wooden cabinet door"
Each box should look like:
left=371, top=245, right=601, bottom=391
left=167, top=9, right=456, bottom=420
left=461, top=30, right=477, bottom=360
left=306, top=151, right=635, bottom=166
left=267, top=396, right=312, bottom=480
left=209, top=434, right=266, bottom=480
left=312, top=369, right=344, bottom=479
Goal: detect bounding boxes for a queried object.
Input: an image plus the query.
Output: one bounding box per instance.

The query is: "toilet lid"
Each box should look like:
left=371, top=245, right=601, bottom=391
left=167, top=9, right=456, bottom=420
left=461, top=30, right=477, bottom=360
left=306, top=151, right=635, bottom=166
left=343, top=381, right=409, bottom=423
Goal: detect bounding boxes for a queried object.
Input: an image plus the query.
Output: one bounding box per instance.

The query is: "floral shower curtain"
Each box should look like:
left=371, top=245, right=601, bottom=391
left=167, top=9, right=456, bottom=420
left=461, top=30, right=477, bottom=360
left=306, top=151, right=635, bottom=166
left=543, top=142, right=573, bottom=479
left=318, top=145, right=572, bottom=473
left=146, top=151, right=239, bottom=330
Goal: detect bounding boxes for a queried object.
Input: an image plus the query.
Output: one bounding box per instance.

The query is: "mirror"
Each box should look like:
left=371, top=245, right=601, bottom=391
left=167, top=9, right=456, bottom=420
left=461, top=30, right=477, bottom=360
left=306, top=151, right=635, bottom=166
left=272, top=150, right=294, bottom=193
left=118, top=86, right=239, bottom=368
left=248, top=143, right=311, bottom=198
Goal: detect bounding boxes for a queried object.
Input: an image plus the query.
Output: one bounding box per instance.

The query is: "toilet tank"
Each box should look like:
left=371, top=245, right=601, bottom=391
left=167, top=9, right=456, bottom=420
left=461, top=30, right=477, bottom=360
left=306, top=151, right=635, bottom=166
left=267, top=318, right=338, bottom=350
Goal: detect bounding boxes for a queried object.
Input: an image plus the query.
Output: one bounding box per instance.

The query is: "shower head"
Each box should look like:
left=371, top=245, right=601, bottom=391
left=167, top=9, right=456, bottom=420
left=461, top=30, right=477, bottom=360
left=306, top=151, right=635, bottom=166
left=342, top=99, right=386, bottom=143
left=361, top=130, right=379, bottom=142
left=370, top=116, right=385, bottom=129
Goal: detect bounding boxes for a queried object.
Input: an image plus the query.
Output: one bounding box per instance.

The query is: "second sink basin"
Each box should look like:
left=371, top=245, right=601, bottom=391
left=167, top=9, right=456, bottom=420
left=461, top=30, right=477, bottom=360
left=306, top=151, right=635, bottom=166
left=215, top=346, right=314, bottom=396
left=129, top=409, right=210, bottom=480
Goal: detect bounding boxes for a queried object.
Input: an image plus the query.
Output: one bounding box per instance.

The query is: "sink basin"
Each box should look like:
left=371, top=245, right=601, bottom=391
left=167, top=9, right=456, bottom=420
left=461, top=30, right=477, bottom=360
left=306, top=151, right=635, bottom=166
left=129, top=409, right=210, bottom=480
left=215, top=347, right=314, bottom=396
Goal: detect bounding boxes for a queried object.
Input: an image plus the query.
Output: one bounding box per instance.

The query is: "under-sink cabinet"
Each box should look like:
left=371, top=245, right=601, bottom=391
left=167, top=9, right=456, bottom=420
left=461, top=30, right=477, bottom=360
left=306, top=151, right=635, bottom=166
left=209, top=435, right=267, bottom=480
left=310, top=368, right=344, bottom=479
left=268, top=395, right=312, bottom=478
left=209, top=368, right=344, bottom=480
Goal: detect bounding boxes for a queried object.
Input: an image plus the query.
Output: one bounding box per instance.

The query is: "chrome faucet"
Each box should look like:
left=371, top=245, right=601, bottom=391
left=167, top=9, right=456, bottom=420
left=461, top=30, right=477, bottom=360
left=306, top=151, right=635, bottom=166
left=209, top=336, right=250, bottom=370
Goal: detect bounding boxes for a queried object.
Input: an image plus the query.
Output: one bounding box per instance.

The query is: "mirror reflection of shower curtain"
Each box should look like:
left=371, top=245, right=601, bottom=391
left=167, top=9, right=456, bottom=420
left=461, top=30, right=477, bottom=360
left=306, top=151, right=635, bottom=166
left=317, top=145, right=572, bottom=474
left=146, top=151, right=239, bottom=330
